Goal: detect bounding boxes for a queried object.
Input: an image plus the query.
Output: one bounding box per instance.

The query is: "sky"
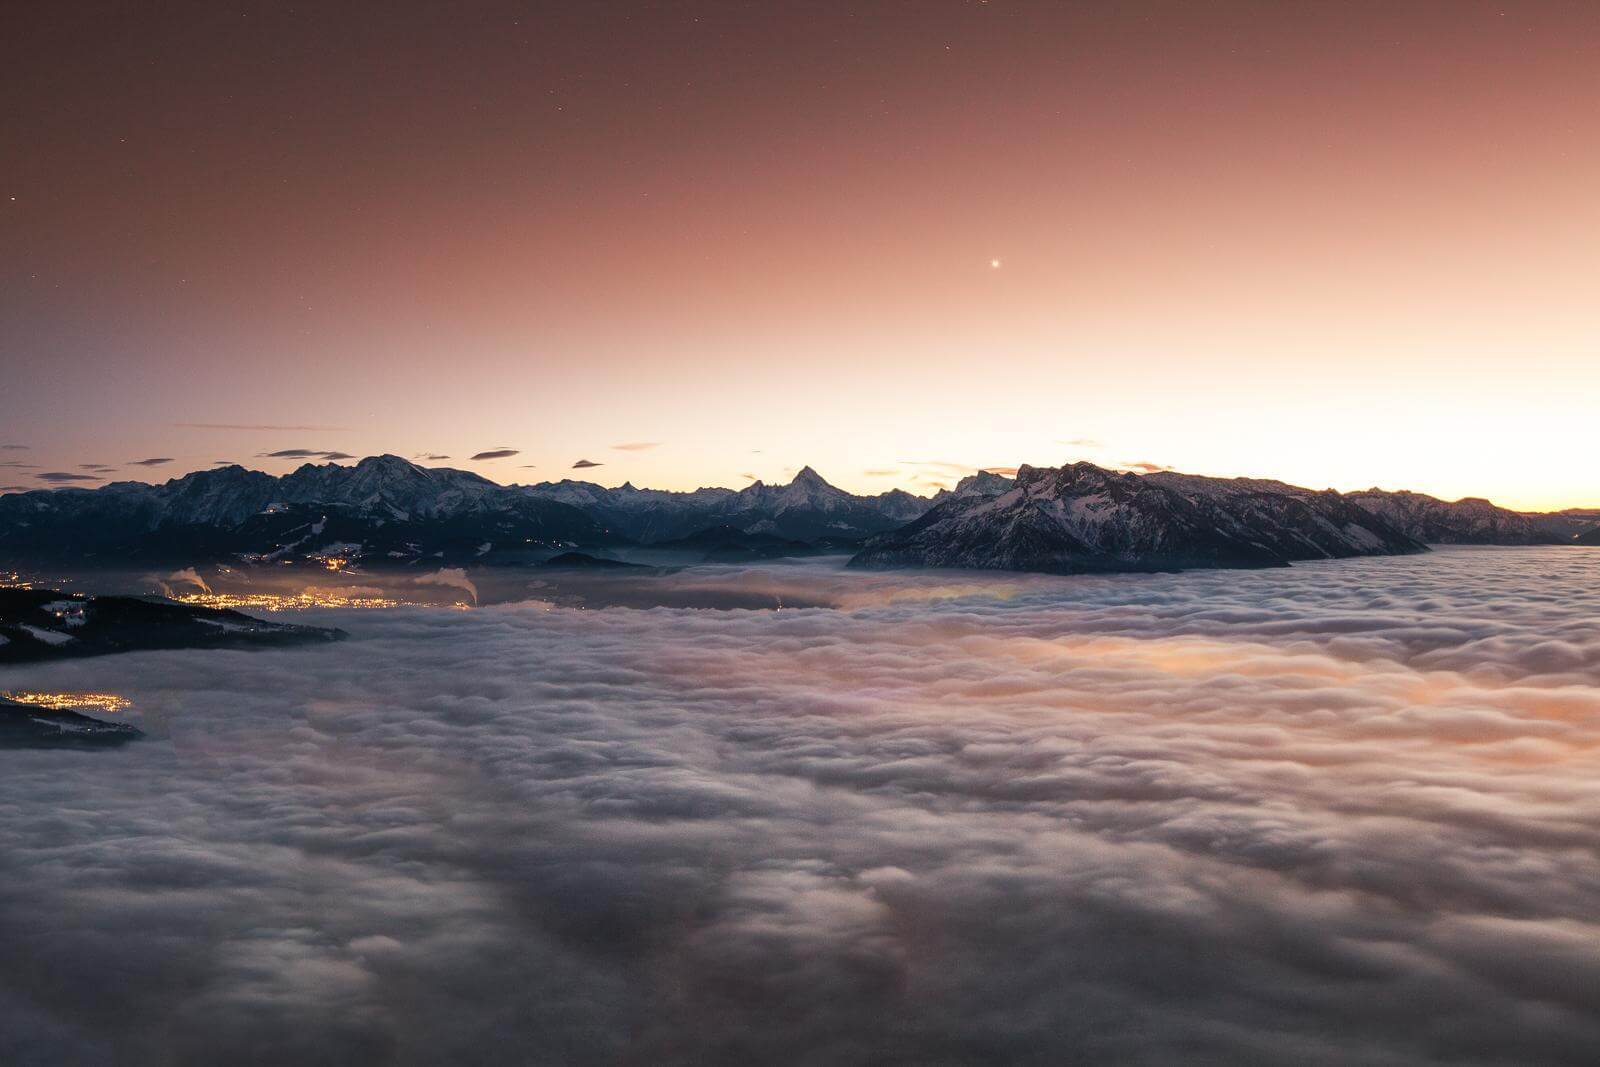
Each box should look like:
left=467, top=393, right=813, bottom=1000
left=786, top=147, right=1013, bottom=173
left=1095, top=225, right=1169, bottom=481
left=2, top=1, right=1598, bottom=509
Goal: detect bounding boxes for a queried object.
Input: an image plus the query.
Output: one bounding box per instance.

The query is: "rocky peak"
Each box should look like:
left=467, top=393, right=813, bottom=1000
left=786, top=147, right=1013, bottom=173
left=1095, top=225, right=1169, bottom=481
left=938, top=470, right=1015, bottom=504
left=1014, top=461, right=1122, bottom=496
left=355, top=454, right=421, bottom=475
left=791, top=465, right=829, bottom=488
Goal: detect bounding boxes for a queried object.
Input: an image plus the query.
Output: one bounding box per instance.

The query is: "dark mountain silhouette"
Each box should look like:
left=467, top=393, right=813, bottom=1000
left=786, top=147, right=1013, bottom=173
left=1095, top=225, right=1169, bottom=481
left=851, top=462, right=1425, bottom=574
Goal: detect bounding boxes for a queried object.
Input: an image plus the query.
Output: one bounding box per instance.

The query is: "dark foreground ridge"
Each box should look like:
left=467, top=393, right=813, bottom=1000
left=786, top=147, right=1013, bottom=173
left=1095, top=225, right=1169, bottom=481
left=0, top=696, right=143, bottom=748
left=0, top=588, right=346, bottom=665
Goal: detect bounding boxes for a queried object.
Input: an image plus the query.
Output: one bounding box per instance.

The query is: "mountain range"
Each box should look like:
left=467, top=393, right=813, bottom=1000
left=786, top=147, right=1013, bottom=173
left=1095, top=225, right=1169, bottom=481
left=1344, top=489, right=1578, bottom=545
left=0, top=454, right=1594, bottom=574
left=851, top=463, right=1427, bottom=573
left=0, top=456, right=927, bottom=567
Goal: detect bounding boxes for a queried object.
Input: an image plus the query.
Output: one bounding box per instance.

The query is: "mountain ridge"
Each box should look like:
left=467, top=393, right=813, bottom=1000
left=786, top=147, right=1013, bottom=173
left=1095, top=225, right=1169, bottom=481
left=850, top=461, right=1427, bottom=574
left=3, top=455, right=1594, bottom=572
left=0, top=455, right=933, bottom=566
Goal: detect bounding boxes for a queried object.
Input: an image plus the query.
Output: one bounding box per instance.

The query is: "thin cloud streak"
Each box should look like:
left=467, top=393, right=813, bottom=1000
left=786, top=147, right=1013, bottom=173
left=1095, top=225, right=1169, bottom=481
left=900, top=460, right=979, bottom=477
left=176, top=423, right=350, bottom=432
left=258, top=449, right=350, bottom=460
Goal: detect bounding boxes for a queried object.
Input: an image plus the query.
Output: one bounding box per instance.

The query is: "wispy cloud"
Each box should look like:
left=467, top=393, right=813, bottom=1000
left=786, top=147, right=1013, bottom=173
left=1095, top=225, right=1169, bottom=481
left=0, top=444, right=29, bottom=451
left=980, top=466, right=1020, bottom=476
left=35, top=471, right=100, bottom=483
left=176, top=422, right=349, bottom=432
left=571, top=459, right=603, bottom=469
left=259, top=449, right=348, bottom=460
left=128, top=457, right=174, bottom=467
left=413, top=568, right=478, bottom=605
left=863, top=468, right=899, bottom=477
left=1058, top=437, right=1101, bottom=448
left=611, top=442, right=660, bottom=452
left=1121, top=461, right=1172, bottom=473
left=415, top=453, right=452, bottom=461
left=900, top=460, right=979, bottom=476
left=471, top=449, right=520, bottom=461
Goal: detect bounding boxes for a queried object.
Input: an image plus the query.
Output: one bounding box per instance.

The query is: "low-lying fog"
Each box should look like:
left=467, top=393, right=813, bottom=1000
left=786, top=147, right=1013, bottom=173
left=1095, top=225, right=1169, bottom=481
left=5, top=547, right=1600, bottom=1064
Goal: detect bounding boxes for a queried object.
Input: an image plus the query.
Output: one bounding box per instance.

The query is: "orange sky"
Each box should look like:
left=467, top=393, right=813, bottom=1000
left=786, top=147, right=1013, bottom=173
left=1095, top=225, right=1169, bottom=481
left=2, top=2, right=1597, bottom=509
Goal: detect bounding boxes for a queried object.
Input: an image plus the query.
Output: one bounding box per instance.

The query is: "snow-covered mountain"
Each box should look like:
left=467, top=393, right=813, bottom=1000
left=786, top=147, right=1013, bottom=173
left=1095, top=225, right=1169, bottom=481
left=0, top=456, right=938, bottom=565
left=521, top=465, right=933, bottom=542
left=0, top=456, right=611, bottom=565
left=931, top=470, right=1016, bottom=504
left=4, top=454, right=1589, bottom=572
left=850, top=462, right=1425, bottom=574
left=1345, top=489, right=1570, bottom=545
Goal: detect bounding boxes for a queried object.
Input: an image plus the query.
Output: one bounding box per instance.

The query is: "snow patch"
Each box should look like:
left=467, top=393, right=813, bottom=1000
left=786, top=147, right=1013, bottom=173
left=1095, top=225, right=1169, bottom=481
left=19, top=624, right=74, bottom=646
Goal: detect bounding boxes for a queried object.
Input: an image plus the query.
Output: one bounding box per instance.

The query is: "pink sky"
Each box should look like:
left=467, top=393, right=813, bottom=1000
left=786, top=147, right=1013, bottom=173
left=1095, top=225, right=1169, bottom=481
left=2, top=3, right=1597, bottom=510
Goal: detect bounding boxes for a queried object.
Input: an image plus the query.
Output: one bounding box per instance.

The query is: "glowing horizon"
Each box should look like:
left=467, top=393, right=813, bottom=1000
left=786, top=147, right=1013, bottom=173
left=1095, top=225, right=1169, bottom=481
left=2, top=442, right=1593, bottom=516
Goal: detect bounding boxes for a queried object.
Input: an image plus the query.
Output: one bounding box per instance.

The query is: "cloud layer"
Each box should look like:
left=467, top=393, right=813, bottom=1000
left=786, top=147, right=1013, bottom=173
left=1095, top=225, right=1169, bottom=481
left=3, top=547, right=1600, bottom=1063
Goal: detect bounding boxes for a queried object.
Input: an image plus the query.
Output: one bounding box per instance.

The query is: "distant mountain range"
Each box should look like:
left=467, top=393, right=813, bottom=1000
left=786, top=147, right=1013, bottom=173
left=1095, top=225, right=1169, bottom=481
left=0, top=455, right=926, bottom=567
left=524, top=465, right=927, bottom=542
left=0, top=454, right=1594, bottom=574
left=1344, top=489, right=1580, bottom=545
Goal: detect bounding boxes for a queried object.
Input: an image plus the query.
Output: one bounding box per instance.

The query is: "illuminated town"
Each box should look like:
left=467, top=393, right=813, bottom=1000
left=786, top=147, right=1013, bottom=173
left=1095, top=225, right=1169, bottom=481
left=2, top=690, right=132, bottom=714
left=171, top=590, right=406, bottom=612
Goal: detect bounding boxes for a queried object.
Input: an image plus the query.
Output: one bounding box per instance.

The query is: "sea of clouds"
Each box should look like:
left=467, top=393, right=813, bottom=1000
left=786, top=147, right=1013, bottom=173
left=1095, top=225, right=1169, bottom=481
left=3, top=547, right=1600, bottom=1064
